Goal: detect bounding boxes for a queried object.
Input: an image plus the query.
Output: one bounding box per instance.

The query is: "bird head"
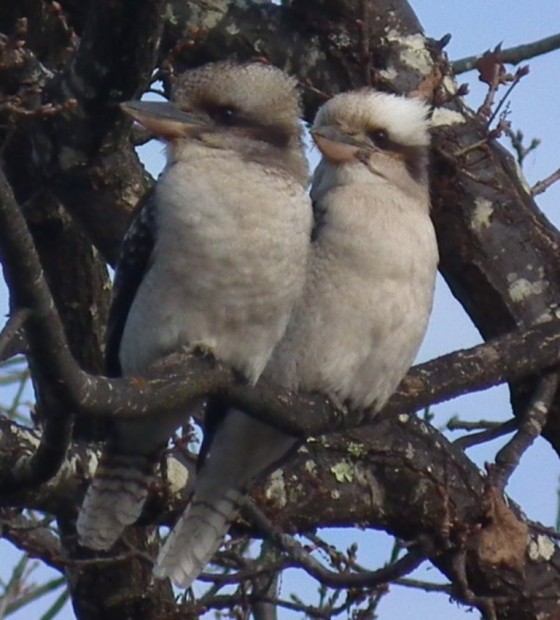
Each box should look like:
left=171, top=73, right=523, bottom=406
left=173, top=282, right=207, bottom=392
left=121, top=61, right=307, bottom=185
left=310, top=90, right=430, bottom=197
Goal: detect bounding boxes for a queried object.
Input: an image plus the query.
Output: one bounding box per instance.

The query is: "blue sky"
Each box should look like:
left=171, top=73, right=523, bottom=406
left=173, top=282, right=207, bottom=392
left=1, top=1, right=560, bottom=618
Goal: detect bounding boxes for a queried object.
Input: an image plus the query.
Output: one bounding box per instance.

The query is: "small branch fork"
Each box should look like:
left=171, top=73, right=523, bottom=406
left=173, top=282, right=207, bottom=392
left=1, top=166, right=560, bottom=494
left=453, top=419, right=518, bottom=450
left=474, top=45, right=529, bottom=124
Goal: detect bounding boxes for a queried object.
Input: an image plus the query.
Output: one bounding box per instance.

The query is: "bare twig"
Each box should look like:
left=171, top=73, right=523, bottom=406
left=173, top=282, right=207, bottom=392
left=453, top=33, right=560, bottom=74
left=503, top=125, right=541, bottom=167
left=476, top=49, right=504, bottom=119
left=244, top=501, right=426, bottom=589
left=199, top=590, right=360, bottom=619
left=489, top=372, right=559, bottom=490
left=1, top=512, right=63, bottom=572
left=453, top=137, right=493, bottom=158
left=197, top=559, right=290, bottom=586
left=453, top=419, right=517, bottom=450
left=394, top=577, right=452, bottom=593
left=532, top=167, right=560, bottom=196
left=447, top=418, right=504, bottom=431
left=486, top=66, right=529, bottom=128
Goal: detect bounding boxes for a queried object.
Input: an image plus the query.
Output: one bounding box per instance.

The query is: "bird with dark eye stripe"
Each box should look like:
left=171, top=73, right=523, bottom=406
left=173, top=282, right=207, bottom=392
left=267, top=88, right=438, bottom=421
left=76, top=60, right=312, bottom=589
left=309, top=90, right=430, bottom=186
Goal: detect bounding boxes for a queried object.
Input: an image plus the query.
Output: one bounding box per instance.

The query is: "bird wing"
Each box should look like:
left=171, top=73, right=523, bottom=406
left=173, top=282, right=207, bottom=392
left=310, top=197, right=327, bottom=242
left=106, top=188, right=157, bottom=377
left=76, top=189, right=160, bottom=551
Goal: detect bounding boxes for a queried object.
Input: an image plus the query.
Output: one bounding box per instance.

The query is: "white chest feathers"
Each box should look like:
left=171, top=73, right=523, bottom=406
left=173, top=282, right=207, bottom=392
left=119, top=149, right=311, bottom=382
left=266, top=179, right=438, bottom=411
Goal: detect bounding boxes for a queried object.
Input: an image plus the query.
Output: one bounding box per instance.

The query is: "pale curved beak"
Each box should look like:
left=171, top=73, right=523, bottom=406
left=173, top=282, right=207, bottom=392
left=121, top=100, right=209, bottom=140
left=310, top=125, right=366, bottom=163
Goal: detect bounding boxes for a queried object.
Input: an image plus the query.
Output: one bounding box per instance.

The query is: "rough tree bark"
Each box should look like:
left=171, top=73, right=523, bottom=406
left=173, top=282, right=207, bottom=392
left=1, top=1, right=560, bottom=619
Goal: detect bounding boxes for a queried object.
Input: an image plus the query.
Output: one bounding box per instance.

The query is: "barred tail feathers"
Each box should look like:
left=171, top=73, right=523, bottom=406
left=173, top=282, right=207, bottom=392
left=154, top=409, right=297, bottom=587
left=77, top=449, right=156, bottom=551
left=154, top=484, right=243, bottom=587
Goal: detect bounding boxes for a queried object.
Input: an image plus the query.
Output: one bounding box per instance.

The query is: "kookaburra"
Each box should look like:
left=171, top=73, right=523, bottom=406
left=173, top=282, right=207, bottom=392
left=266, top=89, right=438, bottom=410
left=76, top=61, right=312, bottom=566
left=154, top=89, right=438, bottom=588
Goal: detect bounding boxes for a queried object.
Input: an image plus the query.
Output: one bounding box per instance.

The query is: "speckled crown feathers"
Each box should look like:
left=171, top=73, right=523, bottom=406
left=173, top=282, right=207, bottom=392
left=171, top=61, right=302, bottom=130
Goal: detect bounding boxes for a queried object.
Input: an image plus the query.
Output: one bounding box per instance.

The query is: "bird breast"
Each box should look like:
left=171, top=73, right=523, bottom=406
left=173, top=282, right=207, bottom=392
left=268, top=181, right=438, bottom=411
left=119, top=146, right=311, bottom=382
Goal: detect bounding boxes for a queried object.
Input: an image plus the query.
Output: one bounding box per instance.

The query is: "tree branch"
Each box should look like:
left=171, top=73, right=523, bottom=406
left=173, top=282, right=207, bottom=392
left=0, top=309, right=29, bottom=362
left=1, top=512, right=64, bottom=572
left=532, top=166, right=560, bottom=196
left=0, top=167, right=81, bottom=493
left=452, top=32, right=560, bottom=74
left=4, top=159, right=560, bottom=492
left=490, top=371, right=558, bottom=489
left=245, top=501, right=426, bottom=589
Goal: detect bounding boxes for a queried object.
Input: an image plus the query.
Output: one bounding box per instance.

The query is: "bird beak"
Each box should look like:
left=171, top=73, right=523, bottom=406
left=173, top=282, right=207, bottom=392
left=120, top=100, right=208, bottom=140
left=310, top=126, right=365, bottom=163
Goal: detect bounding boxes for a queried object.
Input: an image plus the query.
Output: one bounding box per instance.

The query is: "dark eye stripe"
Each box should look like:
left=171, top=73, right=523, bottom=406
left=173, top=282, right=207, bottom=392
left=365, top=128, right=428, bottom=183
left=197, top=97, right=295, bottom=147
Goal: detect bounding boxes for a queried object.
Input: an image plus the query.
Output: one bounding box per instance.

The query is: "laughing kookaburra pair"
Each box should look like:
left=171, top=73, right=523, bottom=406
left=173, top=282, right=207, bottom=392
left=76, top=60, right=438, bottom=590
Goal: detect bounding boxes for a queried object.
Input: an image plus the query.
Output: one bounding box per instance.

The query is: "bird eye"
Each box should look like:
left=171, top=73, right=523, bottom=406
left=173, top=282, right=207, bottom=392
left=211, top=106, right=237, bottom=125
left=368, top=129, right=391, bottom=150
